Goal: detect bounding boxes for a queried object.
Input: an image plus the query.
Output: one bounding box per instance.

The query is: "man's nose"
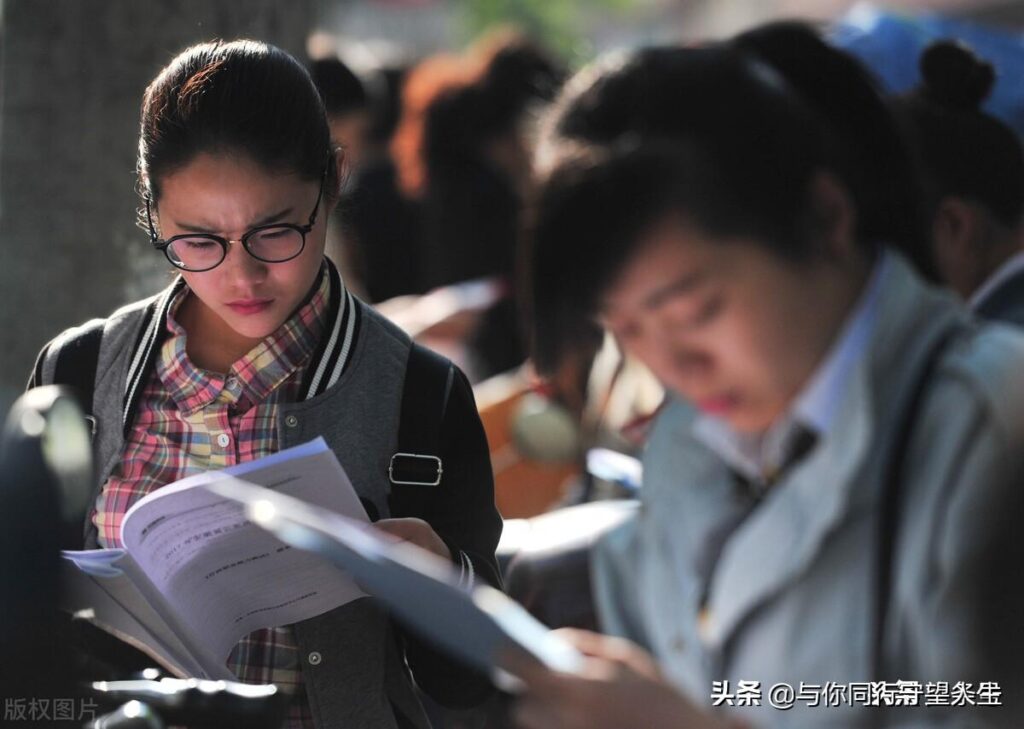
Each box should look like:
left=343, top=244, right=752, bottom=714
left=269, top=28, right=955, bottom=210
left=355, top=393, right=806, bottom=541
left=650, top=336, right=712, bottom=383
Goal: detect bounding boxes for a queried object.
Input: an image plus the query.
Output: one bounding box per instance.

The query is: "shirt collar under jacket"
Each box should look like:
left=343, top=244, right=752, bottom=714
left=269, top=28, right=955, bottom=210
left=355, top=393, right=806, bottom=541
left=693, top=250, right=889, bottom=483
left=158, top=266, right=331, bottom=416
left=119, top=257, right=360, bottom=435
left=969, top=249, right=1024, bottom=312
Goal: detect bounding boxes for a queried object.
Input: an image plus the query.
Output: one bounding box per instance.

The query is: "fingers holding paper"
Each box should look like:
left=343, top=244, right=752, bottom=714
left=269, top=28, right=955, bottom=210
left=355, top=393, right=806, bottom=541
left=374, top=517, right=453, bottom=561
left=511, top=629, right=734, bottom=729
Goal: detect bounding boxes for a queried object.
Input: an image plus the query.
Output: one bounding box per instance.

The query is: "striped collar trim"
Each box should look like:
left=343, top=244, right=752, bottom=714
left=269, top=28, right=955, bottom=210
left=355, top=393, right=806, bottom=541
left=299, top=259, right=361, bottom=400
left=121, top=259, right=360, bottom=433
left=121, top=277, right=185, bottom=427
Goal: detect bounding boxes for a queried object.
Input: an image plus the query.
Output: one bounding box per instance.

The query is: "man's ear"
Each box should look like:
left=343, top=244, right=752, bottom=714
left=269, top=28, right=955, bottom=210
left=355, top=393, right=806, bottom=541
left=805, top=171, right=856, bottom=260
left=932, top=197, right=988, bottom=298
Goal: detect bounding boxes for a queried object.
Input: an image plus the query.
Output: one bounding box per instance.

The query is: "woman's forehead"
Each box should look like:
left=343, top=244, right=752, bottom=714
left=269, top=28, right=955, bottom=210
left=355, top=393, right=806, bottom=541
left=156, top=153, right=313, bottom=230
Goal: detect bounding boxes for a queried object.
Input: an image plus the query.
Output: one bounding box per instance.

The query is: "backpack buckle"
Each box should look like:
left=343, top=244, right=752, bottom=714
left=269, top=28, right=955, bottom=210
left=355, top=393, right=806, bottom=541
left=389, top=453, right=442, bottom=486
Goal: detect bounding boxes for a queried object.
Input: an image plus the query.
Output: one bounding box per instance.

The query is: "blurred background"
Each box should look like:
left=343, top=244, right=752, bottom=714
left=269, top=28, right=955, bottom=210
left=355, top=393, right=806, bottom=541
left=2, top=0, right=1024, bottom=424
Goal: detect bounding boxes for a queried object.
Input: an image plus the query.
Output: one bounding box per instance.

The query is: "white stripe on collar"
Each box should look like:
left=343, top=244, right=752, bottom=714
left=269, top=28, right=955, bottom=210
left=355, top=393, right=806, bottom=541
left=306, top=275, right=348, bottom=398
left=325, top=290, right=358, bottom=391
left=122, top=261, right=357, bottom=426
left=122, top=279, right=183, bottom=426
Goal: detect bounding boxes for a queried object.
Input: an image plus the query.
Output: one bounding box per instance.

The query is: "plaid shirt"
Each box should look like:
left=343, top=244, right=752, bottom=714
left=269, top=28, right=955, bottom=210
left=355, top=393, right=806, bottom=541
left=93, top=269, right=331, bottom=728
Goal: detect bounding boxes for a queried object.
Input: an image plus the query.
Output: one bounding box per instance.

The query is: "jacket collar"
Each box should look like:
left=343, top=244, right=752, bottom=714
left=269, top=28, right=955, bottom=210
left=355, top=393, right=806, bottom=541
left=970, top=249, right=1024, bottom=312
left=120, top=257, right=360, bottom=436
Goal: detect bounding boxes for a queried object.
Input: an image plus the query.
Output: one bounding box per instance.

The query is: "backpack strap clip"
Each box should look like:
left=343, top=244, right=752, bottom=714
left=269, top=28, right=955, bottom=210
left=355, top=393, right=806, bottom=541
left=389, top=453, right=443, bottom=487
left=390, top=343, right=454, bottom=490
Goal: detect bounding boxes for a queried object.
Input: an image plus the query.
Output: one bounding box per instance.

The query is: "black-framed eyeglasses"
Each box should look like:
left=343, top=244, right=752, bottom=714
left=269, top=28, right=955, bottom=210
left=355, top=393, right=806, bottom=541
left=145, top=166, right=327, bottom=273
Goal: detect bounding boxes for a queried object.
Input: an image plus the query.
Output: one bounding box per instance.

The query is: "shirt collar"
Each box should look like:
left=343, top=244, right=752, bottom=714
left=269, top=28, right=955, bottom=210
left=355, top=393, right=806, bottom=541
left=158, top=265, right=331, bottom=415
left=693, top=251, right=889, bottom=482
left=969, top=249, right=1024, bottom=311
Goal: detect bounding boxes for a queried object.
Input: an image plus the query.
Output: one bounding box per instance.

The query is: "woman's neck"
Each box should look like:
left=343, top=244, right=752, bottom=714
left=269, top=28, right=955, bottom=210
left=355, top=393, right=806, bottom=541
left=177, top=293, right=262, bottom=374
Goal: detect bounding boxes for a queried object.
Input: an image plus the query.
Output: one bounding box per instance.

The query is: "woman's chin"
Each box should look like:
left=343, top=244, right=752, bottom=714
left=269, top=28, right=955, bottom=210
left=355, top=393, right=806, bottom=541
left=220, top=309, right=286, bottom=342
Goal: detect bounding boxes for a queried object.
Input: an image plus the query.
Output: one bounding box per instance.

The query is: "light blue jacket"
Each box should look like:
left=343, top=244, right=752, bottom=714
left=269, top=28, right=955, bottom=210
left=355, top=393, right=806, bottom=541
left=592, top=254, right=1024, bottom=728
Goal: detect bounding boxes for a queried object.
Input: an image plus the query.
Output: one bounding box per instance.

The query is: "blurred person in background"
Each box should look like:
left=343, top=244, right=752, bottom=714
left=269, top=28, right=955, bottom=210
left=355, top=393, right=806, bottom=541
left=420, top=32, right=564, bottom=381
left=309, top=54, right=372, bottom=293
left=417, top=31, right=562, bottom=294
left=336, top=57, right=427, bottom=306
left=310, top=55, right=370, bottom=172
left=893, top=40, right=1024, bottom=325
left=385, top=32, right=564, bottom=382
left=514, top=23, right=1024, bottom=729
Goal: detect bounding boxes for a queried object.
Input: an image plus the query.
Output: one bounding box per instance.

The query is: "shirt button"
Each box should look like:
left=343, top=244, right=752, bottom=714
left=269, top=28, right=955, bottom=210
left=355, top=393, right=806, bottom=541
left=285, top=415, right=299, bottom=428
left=216, top=433, right=231, bottom=448
left=307, top=651, right=322, bottom=666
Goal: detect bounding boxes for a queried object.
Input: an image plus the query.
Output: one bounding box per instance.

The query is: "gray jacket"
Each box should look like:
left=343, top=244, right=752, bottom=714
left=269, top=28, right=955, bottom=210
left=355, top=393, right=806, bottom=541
left=592, top=254, right=1024, bottom=728
left=32, top=262, right=502, bottom=728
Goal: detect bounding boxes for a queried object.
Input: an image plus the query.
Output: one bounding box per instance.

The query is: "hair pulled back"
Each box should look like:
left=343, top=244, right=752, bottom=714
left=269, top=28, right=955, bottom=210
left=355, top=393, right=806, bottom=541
left=138, top=39, right=336, bottom=202
left=897, top=40, right=1024, bottom=228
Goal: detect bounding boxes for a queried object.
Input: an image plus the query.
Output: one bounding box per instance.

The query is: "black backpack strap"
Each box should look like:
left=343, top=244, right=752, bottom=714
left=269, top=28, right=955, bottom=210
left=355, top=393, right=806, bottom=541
left=389, top=343, right=455, bottom=488
left=50, top=320, right=105, bottom=437
left=873, top=322, right=964, bottom=680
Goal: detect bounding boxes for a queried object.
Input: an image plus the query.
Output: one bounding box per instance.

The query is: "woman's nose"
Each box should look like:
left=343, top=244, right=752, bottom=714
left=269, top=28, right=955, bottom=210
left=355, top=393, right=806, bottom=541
left=222, top=239, right=268, bottom=282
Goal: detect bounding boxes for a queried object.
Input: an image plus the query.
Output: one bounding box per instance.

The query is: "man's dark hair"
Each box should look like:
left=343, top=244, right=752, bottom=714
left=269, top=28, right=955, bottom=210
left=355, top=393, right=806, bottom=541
left=527, top=27, right=925, bottom=373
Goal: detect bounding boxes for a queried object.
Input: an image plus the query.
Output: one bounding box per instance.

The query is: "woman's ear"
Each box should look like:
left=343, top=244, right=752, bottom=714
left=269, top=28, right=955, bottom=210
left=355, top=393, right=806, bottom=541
left=325, top=146, right=347, bottom=215
left=805, top=171, right=856, bottom=261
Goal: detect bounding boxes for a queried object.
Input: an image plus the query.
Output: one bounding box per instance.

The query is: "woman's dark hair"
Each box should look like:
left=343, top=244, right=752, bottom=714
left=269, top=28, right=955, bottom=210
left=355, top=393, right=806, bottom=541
left=138, top=40, right=336, bottom=201
left=896, top=40, right=1024, bottom=228
left=527, top=27, right=927, bottom=373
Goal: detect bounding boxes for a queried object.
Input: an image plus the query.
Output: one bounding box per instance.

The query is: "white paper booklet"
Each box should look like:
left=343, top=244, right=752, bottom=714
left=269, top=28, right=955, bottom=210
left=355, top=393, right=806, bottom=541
left=61, top=438, right=367, bottom=679
left=206, top=477, right=586, bottom=689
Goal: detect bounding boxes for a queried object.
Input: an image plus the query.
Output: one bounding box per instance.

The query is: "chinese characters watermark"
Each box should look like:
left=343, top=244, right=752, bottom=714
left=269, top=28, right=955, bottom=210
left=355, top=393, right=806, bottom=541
left=711, top=680, right=1001, bottom=710
left=3, top=697, right=98, bottom=723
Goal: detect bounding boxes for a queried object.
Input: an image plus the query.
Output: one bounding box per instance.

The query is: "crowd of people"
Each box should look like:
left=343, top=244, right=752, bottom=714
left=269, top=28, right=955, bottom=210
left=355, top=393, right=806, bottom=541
left=16, top=15, right=1024, bottom=729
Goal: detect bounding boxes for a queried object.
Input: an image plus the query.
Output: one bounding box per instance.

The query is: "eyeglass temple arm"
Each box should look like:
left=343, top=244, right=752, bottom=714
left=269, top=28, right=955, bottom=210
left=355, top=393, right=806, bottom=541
left=306, top=162, right=330, bottom=228
left=144, top=195, right=161, bottom=245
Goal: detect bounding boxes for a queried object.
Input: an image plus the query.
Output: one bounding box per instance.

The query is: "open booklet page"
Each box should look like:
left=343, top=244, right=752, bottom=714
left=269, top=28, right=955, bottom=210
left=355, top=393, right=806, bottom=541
left=61, top=550, right=224, bottom=679
left=61, top=438, right=368, bottom=678
left=206, top=477, right=585, bottom=688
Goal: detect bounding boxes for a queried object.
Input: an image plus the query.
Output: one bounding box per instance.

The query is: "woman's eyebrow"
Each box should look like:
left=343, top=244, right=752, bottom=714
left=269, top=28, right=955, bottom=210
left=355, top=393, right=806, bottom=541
left=172, top=207, right=295, bottom=233
left=252, top=207, right=294, bottom=226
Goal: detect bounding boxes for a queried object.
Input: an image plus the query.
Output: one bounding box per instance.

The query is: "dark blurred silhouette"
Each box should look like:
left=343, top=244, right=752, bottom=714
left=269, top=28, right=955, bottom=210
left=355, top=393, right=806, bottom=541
left=893, top=40, right=1024, bottom=323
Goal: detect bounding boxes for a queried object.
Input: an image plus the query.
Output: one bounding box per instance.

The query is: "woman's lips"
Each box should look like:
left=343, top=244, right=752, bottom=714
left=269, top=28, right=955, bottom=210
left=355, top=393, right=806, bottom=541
left=226, top=298, right=273, bottom=315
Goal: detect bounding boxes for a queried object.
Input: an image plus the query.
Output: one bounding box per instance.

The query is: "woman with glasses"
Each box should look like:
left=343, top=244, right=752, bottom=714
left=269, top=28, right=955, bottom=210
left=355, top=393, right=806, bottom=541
left=28, top=40, right=501, bottom=728
left=512, top=24, right=1024, bottom=729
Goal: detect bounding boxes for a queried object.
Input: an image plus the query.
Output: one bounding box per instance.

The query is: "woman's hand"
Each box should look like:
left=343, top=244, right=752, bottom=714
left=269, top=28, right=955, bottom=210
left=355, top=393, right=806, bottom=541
left=374, top=517, right=452, bottom=561
left=512, top=629, right=738, bottom=729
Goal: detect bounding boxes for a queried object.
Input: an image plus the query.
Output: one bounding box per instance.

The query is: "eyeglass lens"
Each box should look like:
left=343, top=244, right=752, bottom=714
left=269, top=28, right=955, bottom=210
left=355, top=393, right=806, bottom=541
left=166, top=227, right=305, bottom=271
